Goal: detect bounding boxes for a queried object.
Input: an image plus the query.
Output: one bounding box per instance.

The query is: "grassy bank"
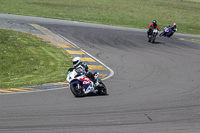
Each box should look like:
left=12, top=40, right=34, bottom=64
left=0, top=29, right=73, bottom=88
left=0, top=0, right=199, bottom=34
left=185, top=39, right=200, bottom=42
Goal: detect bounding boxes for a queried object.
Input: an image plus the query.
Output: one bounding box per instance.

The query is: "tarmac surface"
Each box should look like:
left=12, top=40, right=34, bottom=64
left=0, top=14, right=200, bottom=133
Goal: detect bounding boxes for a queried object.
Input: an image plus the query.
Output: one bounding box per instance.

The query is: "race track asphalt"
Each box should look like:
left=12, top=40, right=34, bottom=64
left=0, top=14, right=200, bottom=133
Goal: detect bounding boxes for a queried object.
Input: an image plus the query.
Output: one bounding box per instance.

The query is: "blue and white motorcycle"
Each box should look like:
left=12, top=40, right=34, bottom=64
left=66, top=67, right=107, bottom=97
left=159, top=26, right=177, bottom=38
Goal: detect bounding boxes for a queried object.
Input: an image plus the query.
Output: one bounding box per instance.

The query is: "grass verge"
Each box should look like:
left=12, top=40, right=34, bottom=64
left=0, top=0, right=199, bottom=34
left=0, top=29, right=73, bottom=88
left=185, top=39, right=200, bottom=42
left=177, top=0, right=200, bottom=3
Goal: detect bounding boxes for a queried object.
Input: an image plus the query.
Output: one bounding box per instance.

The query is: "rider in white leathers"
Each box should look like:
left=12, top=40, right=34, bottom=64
left=71, top=57, right=99, bottom=86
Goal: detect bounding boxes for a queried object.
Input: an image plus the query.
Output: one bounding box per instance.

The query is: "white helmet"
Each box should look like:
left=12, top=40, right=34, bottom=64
left=72, top=57, right=81, bottom=67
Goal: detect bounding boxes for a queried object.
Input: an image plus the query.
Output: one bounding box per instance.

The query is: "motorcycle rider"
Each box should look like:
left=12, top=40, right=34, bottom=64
left=159, top=23, right=177, bottom=37
left=168, top=23, right=177, bottom=31
left=72, top=57, right=99, bottom=86
left=147, top=20, right=160, bottom=37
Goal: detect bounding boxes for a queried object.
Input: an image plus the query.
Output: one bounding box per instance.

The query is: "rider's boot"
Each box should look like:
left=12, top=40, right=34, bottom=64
left=147, top=31, right=150, bottom=38
left=95, top=79, right=99, bottom=87
left=93, top=72, right=100, bottom=87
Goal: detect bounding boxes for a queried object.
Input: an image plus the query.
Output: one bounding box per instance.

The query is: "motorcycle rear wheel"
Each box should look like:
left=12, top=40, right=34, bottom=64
left=96, top=80, right=107, bottom=95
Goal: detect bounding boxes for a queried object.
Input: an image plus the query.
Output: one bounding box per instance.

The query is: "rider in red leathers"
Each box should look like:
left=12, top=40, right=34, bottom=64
left=147, top=20, right=160, bottom=37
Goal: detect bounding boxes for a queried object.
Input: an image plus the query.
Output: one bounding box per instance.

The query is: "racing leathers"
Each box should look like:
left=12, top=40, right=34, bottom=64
left=147, top=23, right=160, bottom=37
left=73, top=62, right=98, bottom=85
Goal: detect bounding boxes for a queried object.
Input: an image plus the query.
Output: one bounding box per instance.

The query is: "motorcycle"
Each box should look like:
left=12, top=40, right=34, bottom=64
left=159, top=27, right=177, bottom=38
left=148, top=28, right=158, bottom=43
left=66, top=67, right=107, bottom=97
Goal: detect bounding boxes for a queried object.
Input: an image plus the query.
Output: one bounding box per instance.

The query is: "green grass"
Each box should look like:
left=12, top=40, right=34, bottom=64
left=0, top=0, right=199, bottom=88
left=0, top=0, right=199, bottom=34
left=185, top=39, right=200, bottom=42
left=0, top=29, right=73, bottom=88
left=178, top=0, right=200, bottom=3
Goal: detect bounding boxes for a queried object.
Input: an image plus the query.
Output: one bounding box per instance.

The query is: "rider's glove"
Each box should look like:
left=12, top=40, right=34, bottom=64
left=82, top=70, right=86, bottom=75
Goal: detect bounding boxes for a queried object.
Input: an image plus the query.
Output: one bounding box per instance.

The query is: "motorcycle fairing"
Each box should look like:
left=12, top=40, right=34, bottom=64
left=163, top=27, right=172, bottom=35
left=70, top=80, right=79, bottom=85
left=80, top=77, right=92, bottom=90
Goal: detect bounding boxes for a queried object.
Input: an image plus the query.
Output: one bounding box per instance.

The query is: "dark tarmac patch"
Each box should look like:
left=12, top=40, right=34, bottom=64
left=164, top=0, right=200, bottom=5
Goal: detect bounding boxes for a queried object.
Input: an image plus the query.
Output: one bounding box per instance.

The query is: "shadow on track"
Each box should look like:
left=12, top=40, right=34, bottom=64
left=149, top=41, right=165, bottom=44
left=74, top=93, right=109, bottom=98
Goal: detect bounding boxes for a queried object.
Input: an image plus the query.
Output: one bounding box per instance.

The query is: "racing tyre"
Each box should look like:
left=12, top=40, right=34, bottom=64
left=151, top=34, right=156, bottom=43
left=159, top=33, right=163, bottom=37
left=70, top=83, right=85, bottom=97
left=96, top=79, right=107, bottom=95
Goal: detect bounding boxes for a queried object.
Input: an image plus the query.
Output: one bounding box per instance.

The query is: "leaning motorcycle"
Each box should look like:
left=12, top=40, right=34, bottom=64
left=66, top=67, right=107, bottom=97
left=148, top=28, right=158, bottom=43
left=159, top=27, right=177, bottom=38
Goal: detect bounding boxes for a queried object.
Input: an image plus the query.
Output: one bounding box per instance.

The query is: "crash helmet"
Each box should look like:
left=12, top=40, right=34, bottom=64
left=173, top=23, right=176, bottom=27
left=153, top=20, right=157, bottom=26
left=72, top=57, right=81, bottom=67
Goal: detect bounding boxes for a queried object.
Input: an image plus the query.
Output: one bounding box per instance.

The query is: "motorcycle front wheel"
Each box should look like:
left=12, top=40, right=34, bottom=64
left=159, top=32, right=164, bottom=37
left=151, top=34, right=156, bottom=43
left=70, top=83, right=85, bottom=97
